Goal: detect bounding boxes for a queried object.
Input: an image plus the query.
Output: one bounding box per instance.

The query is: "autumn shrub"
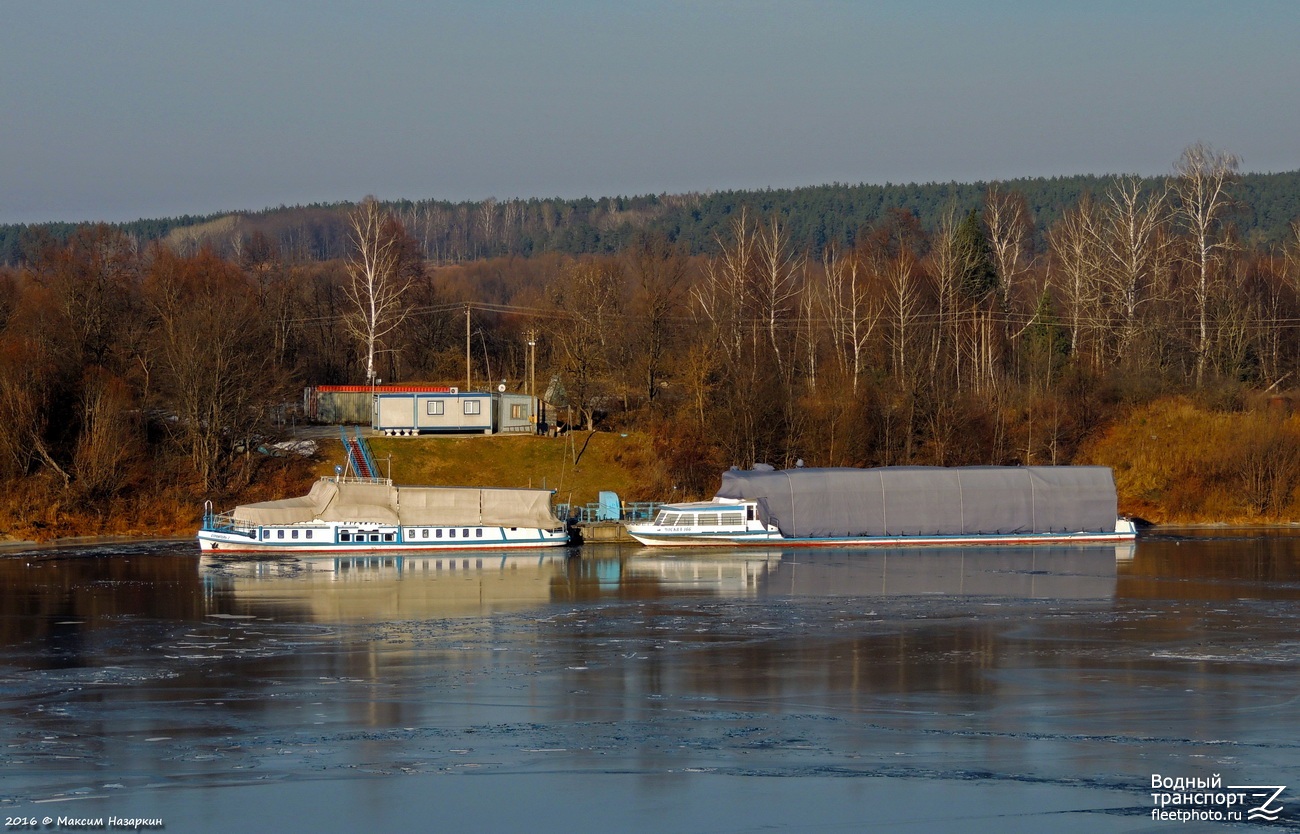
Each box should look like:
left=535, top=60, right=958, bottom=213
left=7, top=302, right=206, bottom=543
left=1079, top=396, right=1300, bottom=523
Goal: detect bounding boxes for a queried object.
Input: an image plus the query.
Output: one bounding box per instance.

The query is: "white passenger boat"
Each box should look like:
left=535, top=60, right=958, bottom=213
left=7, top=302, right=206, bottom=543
left=198, top=476, right=568, bottom=553
left=626, top=465, right=1138, bottom=548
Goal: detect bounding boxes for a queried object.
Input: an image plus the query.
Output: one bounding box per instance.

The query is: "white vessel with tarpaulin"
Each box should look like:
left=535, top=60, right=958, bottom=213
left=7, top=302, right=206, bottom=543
left=198, top=476, right=568, bottom=553
left=626, top=465, right=1137, bottom=548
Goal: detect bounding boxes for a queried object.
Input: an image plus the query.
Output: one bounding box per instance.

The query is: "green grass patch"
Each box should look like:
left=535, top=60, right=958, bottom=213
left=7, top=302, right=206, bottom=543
left=319, top=431, right=660, bottom=508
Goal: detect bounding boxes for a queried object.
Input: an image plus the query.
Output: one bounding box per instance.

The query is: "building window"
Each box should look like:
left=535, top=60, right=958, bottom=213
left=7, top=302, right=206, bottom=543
left=426, top=400, right=444, bottom=416
left=510, top=403, right=525, bottom=420
left=464, top=400, right=481, bottom=415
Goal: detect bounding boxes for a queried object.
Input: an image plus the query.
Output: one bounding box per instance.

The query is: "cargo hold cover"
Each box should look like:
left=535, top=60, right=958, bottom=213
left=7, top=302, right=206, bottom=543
left=714, top=466, right=1119, bottom=538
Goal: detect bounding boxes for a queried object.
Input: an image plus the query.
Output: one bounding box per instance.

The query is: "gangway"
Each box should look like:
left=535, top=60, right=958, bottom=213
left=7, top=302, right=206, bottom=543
left=339, top=426, right=384, bottom=482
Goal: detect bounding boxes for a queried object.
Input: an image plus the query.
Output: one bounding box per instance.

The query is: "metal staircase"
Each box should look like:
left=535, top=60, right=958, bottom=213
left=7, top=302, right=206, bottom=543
left=340, top=426, right=383, bottom=482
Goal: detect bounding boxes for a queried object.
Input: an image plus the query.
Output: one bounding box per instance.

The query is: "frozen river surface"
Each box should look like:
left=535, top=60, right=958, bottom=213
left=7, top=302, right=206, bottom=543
left=2, top=534, right=1299, bottom=832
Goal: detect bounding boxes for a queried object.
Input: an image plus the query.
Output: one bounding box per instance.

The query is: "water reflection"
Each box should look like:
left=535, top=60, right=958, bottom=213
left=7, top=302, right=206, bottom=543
left=201, top=550, right=577, bottom=621
left=2, top=533, right=1300, bottom=820
left=628, top=544, right=1127, bottom=599
left=197, top=544, right=1129, bottom=622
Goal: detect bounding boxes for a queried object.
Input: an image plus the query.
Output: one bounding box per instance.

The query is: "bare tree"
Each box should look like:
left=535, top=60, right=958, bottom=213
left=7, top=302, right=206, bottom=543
left=146, top=249, right=274, bottom=492
left=72, top=368, right=140, bottom=498
left=817, top=244, right=881, bottom=394
left=544, top=260, right=622, bottom=431
left=1096, top=176, right=1171, bottom=366
left=1172, top=143, right=1240, bottom=385
left=623, top=233, right=688, bottom=410
left=1048, top=196, right=1104, bottom=367
left=927, top=205, right=968, bottom=388
left=342, top=197, right=419, bottom=384
left=753, top=214, right=802, bottom=376
left=984, top=184, right=1034, bottom=311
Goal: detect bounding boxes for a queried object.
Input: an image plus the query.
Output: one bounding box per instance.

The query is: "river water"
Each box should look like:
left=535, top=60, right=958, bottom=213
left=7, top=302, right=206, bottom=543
left=1, top=533, right=1299, bottom=832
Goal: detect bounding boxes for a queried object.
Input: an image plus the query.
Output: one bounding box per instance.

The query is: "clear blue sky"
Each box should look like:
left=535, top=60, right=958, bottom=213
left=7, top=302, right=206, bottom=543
left=2, top=1, right=1297, bottom=224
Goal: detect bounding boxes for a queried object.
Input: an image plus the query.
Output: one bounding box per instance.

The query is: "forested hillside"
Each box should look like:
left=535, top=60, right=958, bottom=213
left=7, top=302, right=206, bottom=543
left=3, top=145, right=1300, bottom=539
left=4, top=170, right=1299, bottom=266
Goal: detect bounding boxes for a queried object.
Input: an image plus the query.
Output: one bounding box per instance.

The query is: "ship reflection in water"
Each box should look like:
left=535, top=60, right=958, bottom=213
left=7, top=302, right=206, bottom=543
left=199, top=543, right=1132, bottom=620
left=626, top=543, right=1131, bottom=599
left=201, top=550, right=577, bottom=621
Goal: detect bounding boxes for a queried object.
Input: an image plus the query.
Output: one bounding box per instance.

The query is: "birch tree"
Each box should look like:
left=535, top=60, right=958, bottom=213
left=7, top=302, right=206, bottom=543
left=984, top=184, right=1033, bottom=312
left=342, top=197, right=419, bottom=384
left=1048, top=197, right=1104, bottom=367
left=1096, top=176, right=1170, bottom=365
left=817, top=244, right=880, bottom=394
left=1172, top=143, right=1239, bottom=385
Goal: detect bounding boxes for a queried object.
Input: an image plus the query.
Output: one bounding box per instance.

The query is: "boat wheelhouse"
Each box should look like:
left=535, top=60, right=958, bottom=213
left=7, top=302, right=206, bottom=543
left=626, top=465, right=1138, bottom=548
left=198, top=476, right=568, bottom=553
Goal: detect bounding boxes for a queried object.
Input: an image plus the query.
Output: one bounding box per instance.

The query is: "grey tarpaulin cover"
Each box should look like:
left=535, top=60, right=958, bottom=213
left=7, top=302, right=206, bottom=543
left=714, top=466, right=1119, bottom=538
left=232, top=479, right=558, bottom=529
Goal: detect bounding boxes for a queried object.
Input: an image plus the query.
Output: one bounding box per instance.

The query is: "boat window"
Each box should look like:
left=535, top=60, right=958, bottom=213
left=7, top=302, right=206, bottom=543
left=475, top=529, right=483, bottom=538
left=340, top=532, right=351, bottom=542
left=276, top=530, right=285, bottom=539
left=422, top=529, right=429, bottom=539
left=719, top=512, right=744, bottom=526
left=262, top=530, right=270, bottom=540
left=369, top=533, right=380, bottom=543
left=673, top=514, right=695, bottom=527
left=654, top=511, right=669, bottom=524
left=305, top=530, right=312, bottom=539
left=384, top=533, right=395, bottom=542
left=291, top=530, right=299, bottom=539
left=407, top=529, right=414, bottom=538
left=436, top=529, right=443, bottom=538
left=747, top=506, right=755, bottom=521
left=659, top=513, right=677, bottom=526
left=463, top=528, right=470, bottom=537
left=449, top=529, right=456, bottom=538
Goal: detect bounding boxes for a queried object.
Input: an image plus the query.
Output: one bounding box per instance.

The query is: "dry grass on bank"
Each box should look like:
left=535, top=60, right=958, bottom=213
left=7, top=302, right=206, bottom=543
left=1078, top=396, right=1300, bottom=524
left=0, top=455, right=320, bottom=543
left=348, top=431, right=662, bottom=508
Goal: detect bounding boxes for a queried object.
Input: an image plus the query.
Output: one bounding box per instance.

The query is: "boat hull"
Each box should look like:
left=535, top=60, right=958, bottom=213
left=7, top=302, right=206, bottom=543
left=627, top=521, right=1138, bottom=549
left=197, top=526, right=568, bottom=553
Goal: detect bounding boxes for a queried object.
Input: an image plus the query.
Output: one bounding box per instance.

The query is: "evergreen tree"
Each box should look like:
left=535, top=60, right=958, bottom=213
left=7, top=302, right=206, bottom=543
left=956, top=208, right=998, bottom=302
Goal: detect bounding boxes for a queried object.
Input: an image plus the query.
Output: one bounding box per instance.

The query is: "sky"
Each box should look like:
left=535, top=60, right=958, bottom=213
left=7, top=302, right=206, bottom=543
left=2, top=1, right=1298, bottom=225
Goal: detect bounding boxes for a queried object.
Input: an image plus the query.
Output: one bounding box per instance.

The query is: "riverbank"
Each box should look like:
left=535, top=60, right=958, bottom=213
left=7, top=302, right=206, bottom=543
left=7, top=395, right=1300, bottom=543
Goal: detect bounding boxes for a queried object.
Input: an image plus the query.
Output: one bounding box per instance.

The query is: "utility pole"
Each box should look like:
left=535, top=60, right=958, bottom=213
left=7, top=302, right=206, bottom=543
left=465, top=305, right=471, bottom=391
left=526, top=329, right=537, bottom=433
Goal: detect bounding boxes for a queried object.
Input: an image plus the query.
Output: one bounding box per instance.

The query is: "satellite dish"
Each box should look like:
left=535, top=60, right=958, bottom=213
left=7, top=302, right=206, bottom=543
left=497, top=383, right=507, bottom=393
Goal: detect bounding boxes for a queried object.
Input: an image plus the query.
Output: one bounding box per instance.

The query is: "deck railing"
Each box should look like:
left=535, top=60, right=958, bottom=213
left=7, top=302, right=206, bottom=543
left=556, top=500, right=664, bottom=524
